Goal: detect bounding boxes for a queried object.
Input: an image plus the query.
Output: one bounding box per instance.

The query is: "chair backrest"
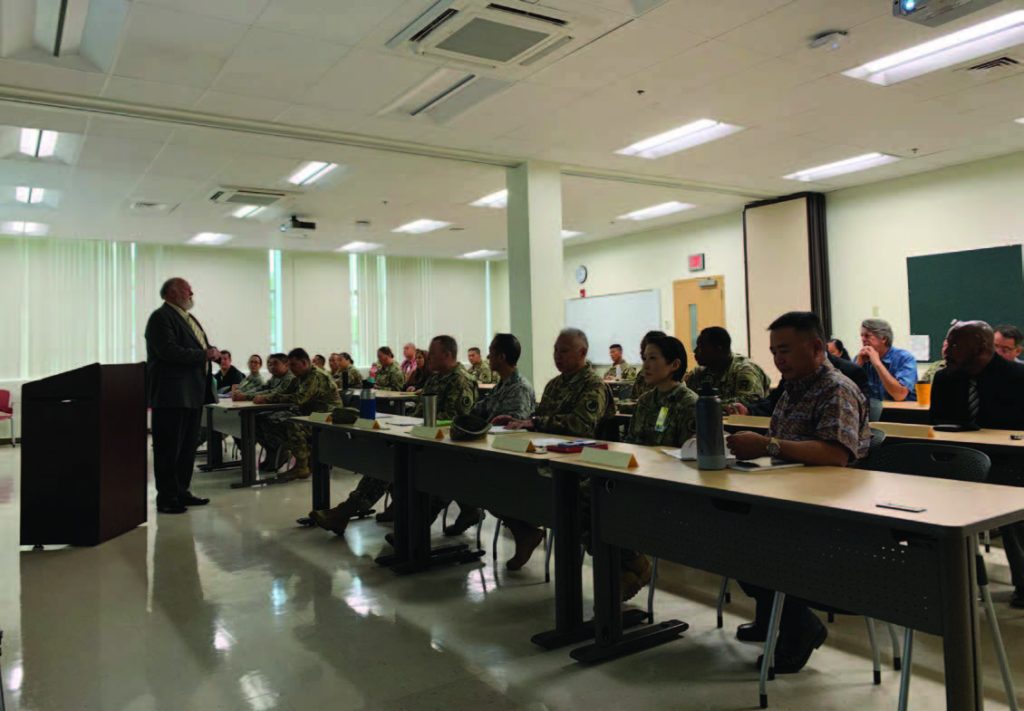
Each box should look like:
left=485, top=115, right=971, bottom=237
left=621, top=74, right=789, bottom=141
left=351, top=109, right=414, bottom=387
left=0, top=389, right=10, bottom=414
left=868, top=398, right=883, bottom=422
left=862, top=442, right=990, bottom=483
left=595, top=417, right=622, bottom=443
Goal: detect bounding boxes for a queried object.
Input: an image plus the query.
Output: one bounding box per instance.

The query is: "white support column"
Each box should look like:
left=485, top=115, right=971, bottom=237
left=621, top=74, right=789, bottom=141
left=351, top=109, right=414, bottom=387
left=506, top=161, right=564, bottom=388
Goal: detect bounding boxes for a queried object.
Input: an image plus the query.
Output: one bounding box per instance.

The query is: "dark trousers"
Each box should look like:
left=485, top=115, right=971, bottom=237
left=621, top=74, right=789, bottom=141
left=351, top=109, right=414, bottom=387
left=152, top=407, right=203, bottom=505
left=739, top=581, right=821, bottom=651
left=1001, top=523, right=1024, bottom=590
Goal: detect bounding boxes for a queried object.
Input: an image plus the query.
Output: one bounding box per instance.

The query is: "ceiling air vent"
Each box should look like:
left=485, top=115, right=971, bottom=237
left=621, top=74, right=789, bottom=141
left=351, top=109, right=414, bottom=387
left=129, top=201, right=177, bottom=214
left=966, top=56, right=1019, bottom=71
left=486, top=4, right=567, bottom=26
left=409, top=8, right=460, bottom=42
left=208, top=187, right=288, bottom=207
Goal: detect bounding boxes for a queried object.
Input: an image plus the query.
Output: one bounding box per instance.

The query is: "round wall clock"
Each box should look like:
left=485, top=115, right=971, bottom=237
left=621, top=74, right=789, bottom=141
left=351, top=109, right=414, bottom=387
left=575, top=265, right=588, bottom=284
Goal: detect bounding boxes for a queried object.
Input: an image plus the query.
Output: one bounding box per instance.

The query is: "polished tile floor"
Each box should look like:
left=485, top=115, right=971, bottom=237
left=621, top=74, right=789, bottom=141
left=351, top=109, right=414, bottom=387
left=2, top=443, right=1022, bottom=710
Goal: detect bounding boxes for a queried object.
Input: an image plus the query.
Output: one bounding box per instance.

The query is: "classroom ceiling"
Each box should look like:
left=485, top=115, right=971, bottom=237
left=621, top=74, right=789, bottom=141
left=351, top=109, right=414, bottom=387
left=1, top=0, right=1024, bottom=255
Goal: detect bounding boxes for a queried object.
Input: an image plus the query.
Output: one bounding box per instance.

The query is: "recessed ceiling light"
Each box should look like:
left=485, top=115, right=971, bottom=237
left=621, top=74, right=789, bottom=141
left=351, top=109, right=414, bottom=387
left=393, top=219, right=452, bottom=234
left=189, top=232, right=232, bottom=245
left=2, top=220, right=48, bottom=236
left=1016, top=117, right=1024, bottom=124
left=15, top=186, right=45, bottom=204
left=461, top=249, right=504, bottom=259
left=843, top=10, right=1024, bottom=85
left=616, top=119, right=744, bottom=159
left=783, top=152, right=900, bottom=182
left=337, top=241, right=382, bottom=253
left=617, top=201, right=696, bottom=221
left=287, top=161, right=338, bottom=186
left=19, top=128, right=58, bottom=158
left=561, top=229, right=583, bottom=239
left=232, top=205, right=265, bottom=219
left=470, top=189, right=508, bottom=208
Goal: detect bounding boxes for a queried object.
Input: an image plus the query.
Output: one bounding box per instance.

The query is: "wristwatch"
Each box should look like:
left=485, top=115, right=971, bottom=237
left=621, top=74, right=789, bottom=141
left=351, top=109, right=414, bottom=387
left=765, top=437, right=782, bottom=458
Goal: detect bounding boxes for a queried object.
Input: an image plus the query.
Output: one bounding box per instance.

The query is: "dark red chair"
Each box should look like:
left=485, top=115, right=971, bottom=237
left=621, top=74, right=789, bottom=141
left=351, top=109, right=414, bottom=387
left=0, top=389, right=13, bottom=446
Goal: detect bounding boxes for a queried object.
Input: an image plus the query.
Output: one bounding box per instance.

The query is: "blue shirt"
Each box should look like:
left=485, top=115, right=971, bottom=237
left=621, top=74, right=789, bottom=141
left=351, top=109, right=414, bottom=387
left=864, top=346, right=918, bottom=401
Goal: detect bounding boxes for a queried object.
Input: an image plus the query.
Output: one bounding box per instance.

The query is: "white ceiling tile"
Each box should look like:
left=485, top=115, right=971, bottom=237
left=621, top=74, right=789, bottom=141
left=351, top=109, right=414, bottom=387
left=274, top=105, right=376, bottom=134
left=0, top=57, right=105, bottom=95
left=134, top=0, right=271, bottom=25
left=301, top=49, right=438, bottom=114
left=145, top=145, right=234, bottom=180
left=85, top=116, right=174, bottom=143
left=194, top=91, right=291, bottom=121
left=75, top=136, right=165, bottom=173
left=100, top=76, right=206, bottom=109
left=112, top=4, right=249, bottom=89
left=640, top=0, right=792, bottom=39
left=211, top=27, right=349, bottom=102
left=255, top=0, right=407, bottom=45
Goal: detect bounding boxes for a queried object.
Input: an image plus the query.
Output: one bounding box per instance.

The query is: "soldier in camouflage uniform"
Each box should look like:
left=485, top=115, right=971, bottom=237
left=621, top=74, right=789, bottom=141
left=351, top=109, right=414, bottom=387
left=466, top=346, right=497, bottom=384
left=685, top=326, right=770, bottom=407
left=603, top=343, right=638, bottom=381
left=471, top=335, right=536, bottom=422
left=232, top=353, right=296, bottom=401
left=626, top=335, right=698, bottom=448
left=309, top=335, right=478, bottom=537
left=329, top=352, right=363, bottom=391
left=371, top=346, right=405, bottom=391
left=630, top=330, right=667, bottom=402
left=253, top=348, right=340, bottom=479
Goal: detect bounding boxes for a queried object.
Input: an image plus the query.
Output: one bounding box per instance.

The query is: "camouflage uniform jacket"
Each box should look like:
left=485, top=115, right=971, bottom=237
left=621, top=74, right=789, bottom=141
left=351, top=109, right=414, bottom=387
left=625, top=383, right=699, bottom=448
left=332, top=366, right=363, bottom=391
left=685, top=353, right=771, bottom=407
left=236, top=372, right=266, bottom=395
left=468, top=361, right=496, bottom=384
left=471, top=370, right=536, bottom=421
left=631, top=370, right=652, bottom=401
left=250, top=372, right=297, bottom=397
left=922, top=359, right=946, bottom=384
left=603, top=362, right=638, bottom=381
left=534, top=366, right=613, bottom=437
left=264, top=367, right=340, bottom=415
left=373, top=362, right=405, bottom=392
left=414, top=363, right=477, bottom=419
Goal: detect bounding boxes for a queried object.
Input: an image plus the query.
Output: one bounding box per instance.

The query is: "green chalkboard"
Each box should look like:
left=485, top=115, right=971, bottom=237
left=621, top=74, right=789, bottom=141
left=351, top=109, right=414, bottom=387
left=908, top=245, right=1024, bottom=361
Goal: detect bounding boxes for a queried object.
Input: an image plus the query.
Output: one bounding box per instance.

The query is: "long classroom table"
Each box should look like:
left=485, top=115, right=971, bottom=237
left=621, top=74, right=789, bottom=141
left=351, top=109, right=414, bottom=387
left=200, top=400, right=291, bottom=487
left=881, top=400, right=931, bottom=424
left=551, top=441, right=1024, bottom=710
left=299, top=417, right=650, bottom=648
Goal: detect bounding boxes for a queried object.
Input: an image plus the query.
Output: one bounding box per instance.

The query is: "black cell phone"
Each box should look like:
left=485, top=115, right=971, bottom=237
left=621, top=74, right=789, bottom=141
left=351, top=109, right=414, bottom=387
left=731, top=460, right=761, bottom=470
left=933, top=423, right=981, bottom=432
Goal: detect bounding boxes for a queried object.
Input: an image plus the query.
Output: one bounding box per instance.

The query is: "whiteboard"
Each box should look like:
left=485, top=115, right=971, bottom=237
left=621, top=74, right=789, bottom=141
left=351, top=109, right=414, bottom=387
left=564, top=290, right=661, bottom=364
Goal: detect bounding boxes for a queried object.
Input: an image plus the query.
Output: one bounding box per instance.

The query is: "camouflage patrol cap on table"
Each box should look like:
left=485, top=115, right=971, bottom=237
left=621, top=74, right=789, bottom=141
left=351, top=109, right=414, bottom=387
left=449, top=414, right=491, bottom=441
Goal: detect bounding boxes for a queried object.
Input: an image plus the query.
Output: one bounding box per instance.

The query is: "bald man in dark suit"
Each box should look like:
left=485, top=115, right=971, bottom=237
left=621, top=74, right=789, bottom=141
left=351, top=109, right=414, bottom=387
left=145, top=277, right=221, bottom=514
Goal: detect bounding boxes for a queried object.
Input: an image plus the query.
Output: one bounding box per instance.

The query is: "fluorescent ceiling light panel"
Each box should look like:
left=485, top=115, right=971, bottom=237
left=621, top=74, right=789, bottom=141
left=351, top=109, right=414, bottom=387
left=19, top=128, right=58, bottom=157
left=392, top=219, right=451, bottom=234
left=461, top=250, right=503, bottom=259
left=287, top=161, right=338, bottom=186
left=843, top=10, right=1024, bottom=85
left=783, top=152, right=900, bottom=182
left=337, top=241, right=382, bottom=253
left=232, top=205, right=265, bottom=219
left=1016, top=117, right=1024, bottom=124
left=616, top=119, right=744, bottom=159
left=561, top=229, right=583, bottom=239
left=189, top=232, right=232, bottom=245
left=15, top=186, right=45, bottom=204
left=2, top=221, right=48, bottom=236
left=617, top=201, right=695, bottom=221
left=471, top=189, right=508, bottom=208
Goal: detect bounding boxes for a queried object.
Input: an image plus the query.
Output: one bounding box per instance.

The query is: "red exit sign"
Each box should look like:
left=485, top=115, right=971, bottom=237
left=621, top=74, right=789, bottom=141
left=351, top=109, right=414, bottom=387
left=688, top=254, right=705, bottom=272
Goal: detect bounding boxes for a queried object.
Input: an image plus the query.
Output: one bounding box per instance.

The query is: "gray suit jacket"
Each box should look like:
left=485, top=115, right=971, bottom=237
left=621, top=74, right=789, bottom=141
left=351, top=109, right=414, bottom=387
left=145, top=302, right=215, bottom=409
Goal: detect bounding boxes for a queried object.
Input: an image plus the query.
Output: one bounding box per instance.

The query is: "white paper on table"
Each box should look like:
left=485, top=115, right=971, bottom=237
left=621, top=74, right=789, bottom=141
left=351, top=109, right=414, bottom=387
left=909, top=334, right=931, bottom=361
left=661, top=438, right=699, bottom=461
left=530, top=437, right=575, bottom=447
left=488, top=425, right=514, bottom=434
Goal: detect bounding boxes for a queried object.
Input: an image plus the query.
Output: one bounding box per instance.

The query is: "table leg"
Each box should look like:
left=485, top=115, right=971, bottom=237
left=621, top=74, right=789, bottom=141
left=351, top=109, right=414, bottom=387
left=939, top=534, right=984, bottom=710
left=238, top=410, right=256, bottom=487
left=310, top=428, right=331, bottom=512
left=206, top=408, right=223, bottom=469
left=570, top=476, right=687, bottom=664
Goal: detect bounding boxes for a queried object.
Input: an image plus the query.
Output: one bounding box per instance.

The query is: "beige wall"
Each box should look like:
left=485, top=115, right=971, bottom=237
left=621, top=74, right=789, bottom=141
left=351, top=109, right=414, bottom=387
left=562, top=213, right=749, bottom=355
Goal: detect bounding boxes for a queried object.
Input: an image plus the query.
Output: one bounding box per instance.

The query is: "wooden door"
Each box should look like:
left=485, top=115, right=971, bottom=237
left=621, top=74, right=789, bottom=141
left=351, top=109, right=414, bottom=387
left=673, top=276, right=726, bottom=355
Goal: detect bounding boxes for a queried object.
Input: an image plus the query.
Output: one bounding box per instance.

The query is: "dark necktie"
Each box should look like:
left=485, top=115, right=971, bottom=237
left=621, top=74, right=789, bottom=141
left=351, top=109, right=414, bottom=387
left=967, top=378, right=980, bottom=424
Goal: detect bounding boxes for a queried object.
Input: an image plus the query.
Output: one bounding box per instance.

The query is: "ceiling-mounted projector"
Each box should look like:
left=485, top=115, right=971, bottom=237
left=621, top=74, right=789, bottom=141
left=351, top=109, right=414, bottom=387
left=893, top=0, right=1002, bottom=26
left=280, top=215, right=317, bottom=236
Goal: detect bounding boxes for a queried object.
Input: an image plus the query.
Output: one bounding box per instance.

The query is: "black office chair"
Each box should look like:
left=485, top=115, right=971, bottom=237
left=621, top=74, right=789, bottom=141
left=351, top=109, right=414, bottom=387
left=835, top=443, right=1016, bottom=711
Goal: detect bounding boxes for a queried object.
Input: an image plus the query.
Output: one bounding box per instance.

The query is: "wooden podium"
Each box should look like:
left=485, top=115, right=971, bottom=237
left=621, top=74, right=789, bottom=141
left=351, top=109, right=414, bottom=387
left=20, top=363, right=147, bottom=546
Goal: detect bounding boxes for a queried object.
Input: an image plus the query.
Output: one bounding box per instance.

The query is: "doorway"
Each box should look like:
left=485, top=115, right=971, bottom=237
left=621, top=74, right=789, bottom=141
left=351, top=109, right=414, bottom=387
left=673, top=276, right=726, bottom=358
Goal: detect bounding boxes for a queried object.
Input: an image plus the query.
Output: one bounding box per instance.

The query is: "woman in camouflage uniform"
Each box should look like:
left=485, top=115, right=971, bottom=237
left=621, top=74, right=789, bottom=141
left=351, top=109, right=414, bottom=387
left=626, top=335, right=698, bottom=448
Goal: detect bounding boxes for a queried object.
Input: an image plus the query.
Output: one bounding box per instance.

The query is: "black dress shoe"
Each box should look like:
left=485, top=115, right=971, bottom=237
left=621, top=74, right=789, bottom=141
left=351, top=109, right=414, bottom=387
left=757, top=620, right=828, bottom=674
left=443, top=508, right=484, bottom=537
left=1011, top=588, right=1024, bottom=609
left=183, top=494, right=210, bottom=506
left=157, top=502, right=187, bottom=514
left=736, top=622, right=767, bottom=643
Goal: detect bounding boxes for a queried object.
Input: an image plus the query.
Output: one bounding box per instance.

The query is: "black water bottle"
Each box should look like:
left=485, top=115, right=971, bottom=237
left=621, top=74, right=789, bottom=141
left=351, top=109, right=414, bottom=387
left=696, top=384, right=726, bottom=470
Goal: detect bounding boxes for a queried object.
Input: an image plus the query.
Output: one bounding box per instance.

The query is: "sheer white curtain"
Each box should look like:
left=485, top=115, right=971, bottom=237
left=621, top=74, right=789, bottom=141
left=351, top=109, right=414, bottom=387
left=0, top=237, right=134, bottom=381
left=279, top=251, right=351, bottom=359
